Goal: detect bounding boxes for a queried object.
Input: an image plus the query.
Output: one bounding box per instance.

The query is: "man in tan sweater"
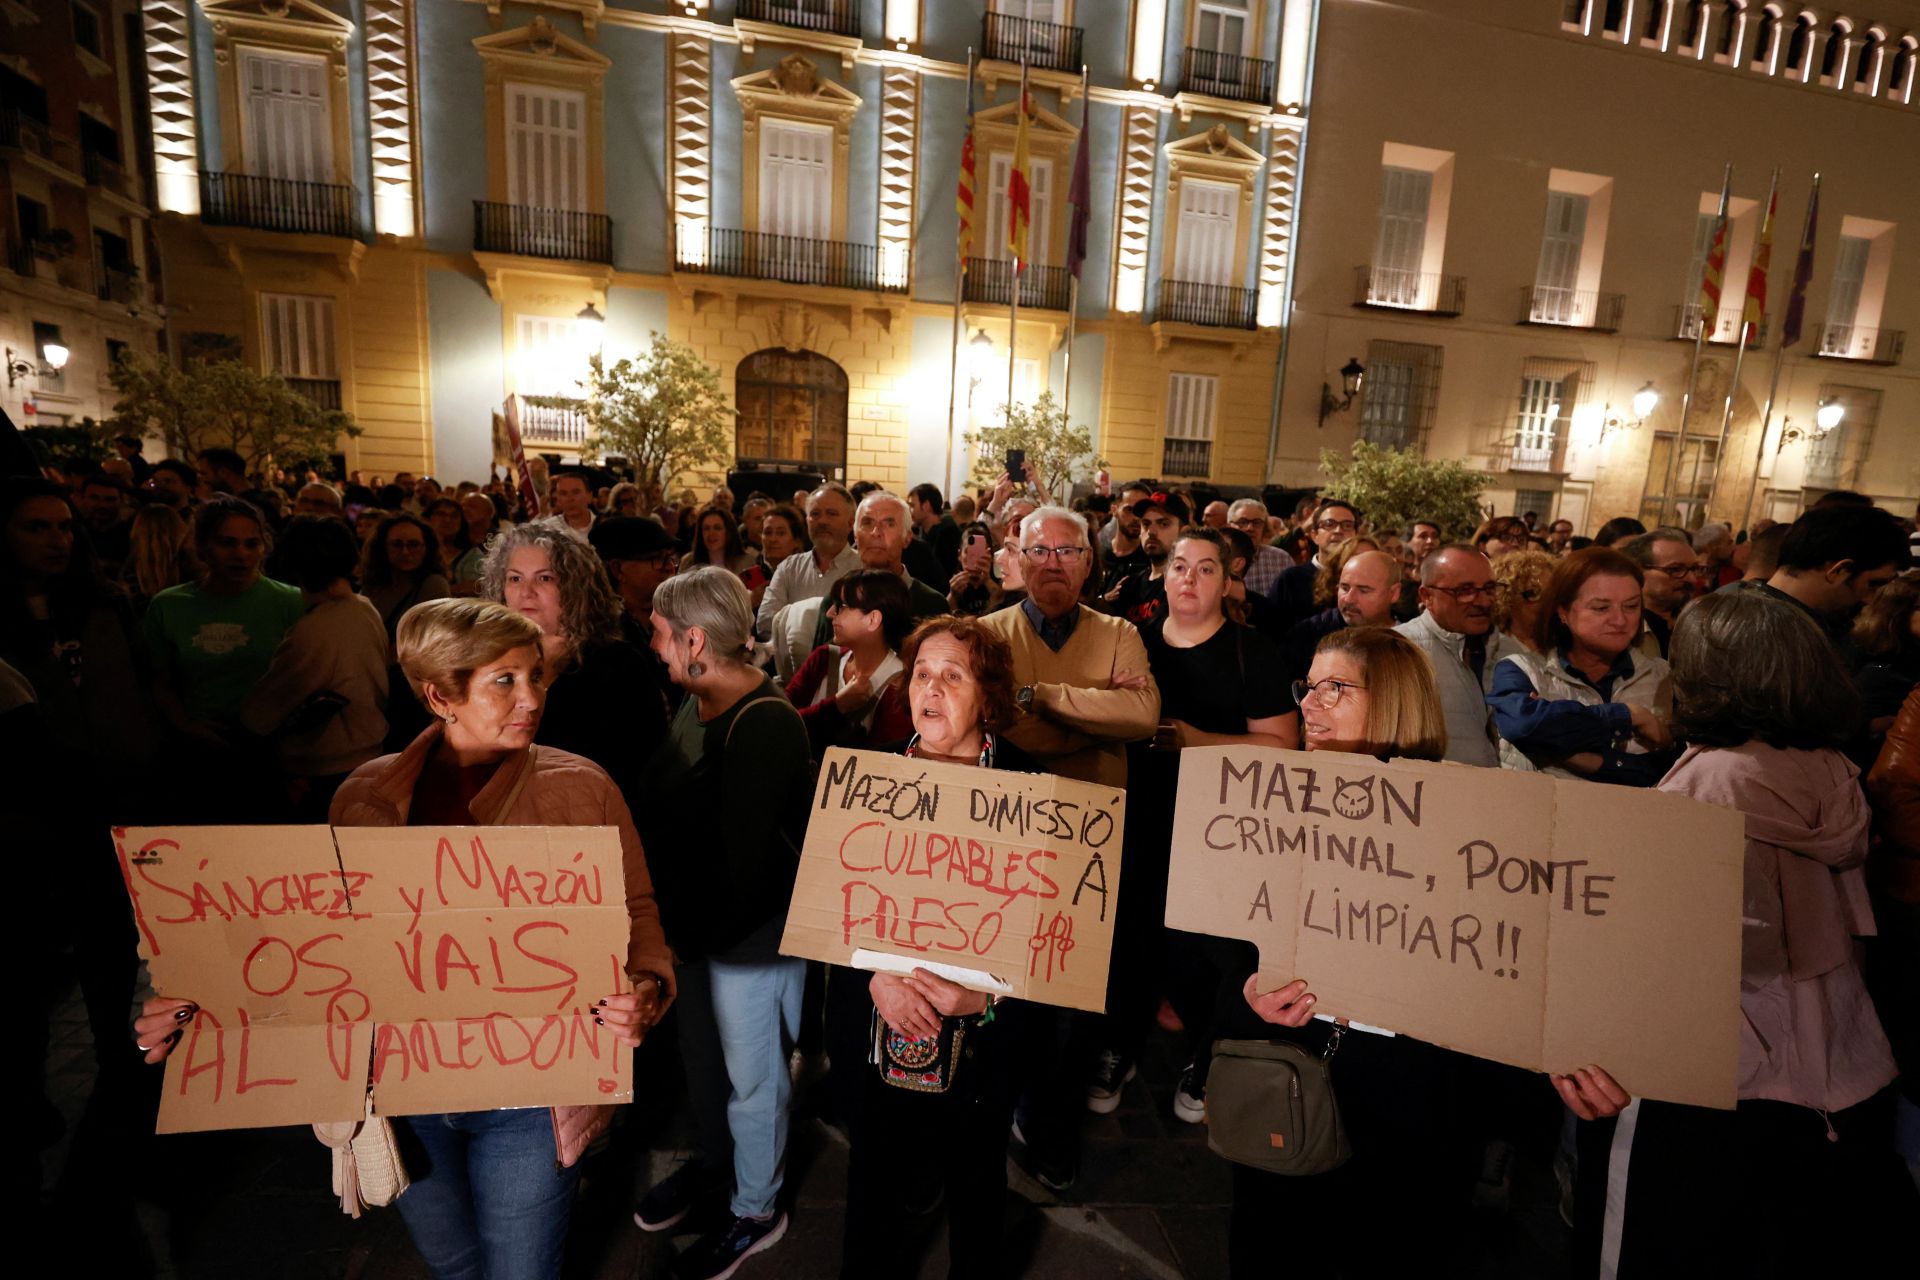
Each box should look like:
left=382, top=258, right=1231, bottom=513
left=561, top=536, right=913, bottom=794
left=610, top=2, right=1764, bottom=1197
left=980, top=506, right=1160, bottom=787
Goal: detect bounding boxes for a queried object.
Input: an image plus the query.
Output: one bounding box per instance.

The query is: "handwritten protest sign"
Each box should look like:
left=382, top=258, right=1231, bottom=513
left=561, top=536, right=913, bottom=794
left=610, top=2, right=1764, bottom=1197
left=780, top=748, right=1125, bottom=1013
left=114, top=825, right=633, bottom=1133
left=1166, top=747, right=1745, bottom=1108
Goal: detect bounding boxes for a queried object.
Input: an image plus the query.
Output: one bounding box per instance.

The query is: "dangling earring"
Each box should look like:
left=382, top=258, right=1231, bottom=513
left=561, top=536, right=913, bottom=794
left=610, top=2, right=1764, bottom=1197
left=686, top=661, right=706, bottom=677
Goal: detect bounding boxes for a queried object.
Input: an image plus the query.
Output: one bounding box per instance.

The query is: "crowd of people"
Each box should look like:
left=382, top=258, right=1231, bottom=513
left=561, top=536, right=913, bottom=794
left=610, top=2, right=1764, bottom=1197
left=9, top=439, right=1918, bottom=1278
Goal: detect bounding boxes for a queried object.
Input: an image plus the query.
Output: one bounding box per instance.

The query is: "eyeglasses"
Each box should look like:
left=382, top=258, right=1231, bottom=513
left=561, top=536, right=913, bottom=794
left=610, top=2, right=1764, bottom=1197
left=1315, top=519, right=1358, bottom=534
left=1426, top=582, right=1497, bottom=601
left=1022, top=545, right=1089, bottom=564
left=1652, top=562, right=1709, bottom=578
left=1293, top=678, right=1368, bottom=708
left=1230, top=517, right=1268, bottom=530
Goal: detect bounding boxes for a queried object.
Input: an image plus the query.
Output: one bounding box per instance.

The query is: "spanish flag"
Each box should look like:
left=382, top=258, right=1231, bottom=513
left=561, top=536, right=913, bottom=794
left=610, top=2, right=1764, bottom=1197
left=1007, top=61, right=1033, bottom=273
left=1740, top=186, right=1776, bottom=344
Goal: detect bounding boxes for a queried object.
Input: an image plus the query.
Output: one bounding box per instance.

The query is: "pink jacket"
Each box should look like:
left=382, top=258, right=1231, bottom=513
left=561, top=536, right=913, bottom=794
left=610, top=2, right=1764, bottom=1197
left=1660, top=742, right=1896, bottom=1113
left=331, top=723, right=676, bottom=1166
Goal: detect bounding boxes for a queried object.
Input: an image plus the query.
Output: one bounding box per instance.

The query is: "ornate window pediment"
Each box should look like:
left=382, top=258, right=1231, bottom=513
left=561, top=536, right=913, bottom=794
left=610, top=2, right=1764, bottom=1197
left=472, top=15, right=611, bottom=76
left=201, top=0, right=353, bottom=45
left=1164, top=123, right=1265, bottom=176
left=473, top=17, right=609, bottom=216
left=201, top=0, right=354, bottom=188
left=733, top=54, right=863, bottom=133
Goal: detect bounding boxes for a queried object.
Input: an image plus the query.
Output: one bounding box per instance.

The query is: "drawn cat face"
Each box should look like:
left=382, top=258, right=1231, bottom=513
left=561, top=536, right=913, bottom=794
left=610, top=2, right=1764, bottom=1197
left=1332, top=776, right=1375, bottom=820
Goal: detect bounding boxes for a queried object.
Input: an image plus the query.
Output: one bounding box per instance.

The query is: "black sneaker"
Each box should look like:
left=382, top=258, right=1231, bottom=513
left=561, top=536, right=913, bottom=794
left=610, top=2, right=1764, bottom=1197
left=1011, top=1117, right=1078, bottom=1193
left=1084, top=1049, right=1136, bottom=1114
left=634, top=1160, right=699, bottom=1233
left=674, top=1212, right=789, bottom=1280
left=1172, top=1064, right=1206, bottom=1124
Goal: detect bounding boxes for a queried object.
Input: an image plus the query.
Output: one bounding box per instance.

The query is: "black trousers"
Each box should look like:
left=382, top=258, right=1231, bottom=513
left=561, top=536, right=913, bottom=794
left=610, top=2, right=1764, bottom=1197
left=827, top=966, right=1024, bottom=1280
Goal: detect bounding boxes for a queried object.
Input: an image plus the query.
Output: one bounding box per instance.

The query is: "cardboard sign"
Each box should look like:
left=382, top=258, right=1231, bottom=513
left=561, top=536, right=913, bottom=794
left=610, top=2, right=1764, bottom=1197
left=780, top=748, right=1125, bottom=1013
left=1165, top=747, right=1745, bottom=1109
left=114, top=824, right=634, bottom=1133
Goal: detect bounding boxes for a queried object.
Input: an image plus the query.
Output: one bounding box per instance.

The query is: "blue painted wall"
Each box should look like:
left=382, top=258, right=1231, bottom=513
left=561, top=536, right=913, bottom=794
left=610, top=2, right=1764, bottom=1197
left=425, top=268, right=504, bottom=486
left=413, top=0, right=494, bottom=254
left=599, top=22, right=670, bottom=272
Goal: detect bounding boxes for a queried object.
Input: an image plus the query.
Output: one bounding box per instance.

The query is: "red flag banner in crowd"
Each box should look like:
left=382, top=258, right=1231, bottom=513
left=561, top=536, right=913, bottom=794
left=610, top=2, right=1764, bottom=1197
left=504, top=394, right=540, bottom=519
left=1740, top=185, right=1776, bottom=345
left=1007, top=61, right=1033, bottom=273
left=1780, top=173, right=1820, bottom=349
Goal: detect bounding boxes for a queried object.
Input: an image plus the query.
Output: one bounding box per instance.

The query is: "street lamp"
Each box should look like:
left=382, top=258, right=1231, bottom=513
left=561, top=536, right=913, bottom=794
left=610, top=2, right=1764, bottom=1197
left=1816, top=398, right=1845, bottom=432
left=1779, top=398, right=1846, bottom=447
left=1599, top=381, right=1660, bottom=443
left=966, top=330, right=995, bottom=404
left=1631, top=381, right=1659, bottom=421
left=575, top=303, right=605, bottom=353
left=6, top=333, right=68, bottom=386
left=1317, top=357, right=1364, bottom=426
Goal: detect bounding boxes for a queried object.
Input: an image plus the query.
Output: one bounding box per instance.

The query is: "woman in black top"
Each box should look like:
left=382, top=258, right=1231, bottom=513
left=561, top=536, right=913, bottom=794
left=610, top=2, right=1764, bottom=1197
left=1125, top=527, right=1297, bottom=1123
left=480, top=521, right=666, bottom=812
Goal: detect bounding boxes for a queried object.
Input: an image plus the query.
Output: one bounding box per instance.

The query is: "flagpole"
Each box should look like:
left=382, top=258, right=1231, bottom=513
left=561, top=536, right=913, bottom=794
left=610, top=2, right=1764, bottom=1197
left=944, top=47, right=976, bottom=499
left=1696, top=166, right=1777, bottom=524
left=1005, top=59, right=1028, bottom=448
left=1661, top=163, right=1732, bottom=526
left=1741, top=171, right=1818, bottom=531
left=1061, top=64, right=1089, bottom=430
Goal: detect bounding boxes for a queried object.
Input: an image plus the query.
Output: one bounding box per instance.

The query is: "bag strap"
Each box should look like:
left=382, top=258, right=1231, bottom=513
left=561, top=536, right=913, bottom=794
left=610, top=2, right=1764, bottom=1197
left=723, top=691, right=790, bottom=753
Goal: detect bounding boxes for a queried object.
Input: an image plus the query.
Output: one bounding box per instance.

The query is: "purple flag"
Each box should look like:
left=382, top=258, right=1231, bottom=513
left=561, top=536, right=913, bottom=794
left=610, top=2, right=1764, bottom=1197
left=1066, top=98, right=1091, bottom=280
left=1780, top=177, right=1819, bottom=349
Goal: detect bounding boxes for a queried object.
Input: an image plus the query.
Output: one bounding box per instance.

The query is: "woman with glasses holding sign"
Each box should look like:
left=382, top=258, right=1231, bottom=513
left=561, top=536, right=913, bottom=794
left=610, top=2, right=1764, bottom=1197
left=1124, top=528, right=1297, bottom=1126
left=827, top=614, right=1044, bottom=1279
left=1486, top=547, right=1676, bottom=786
left=135, top=598, right=673, bottom=1280
left=1223, top=626, right=1630, bottom=1276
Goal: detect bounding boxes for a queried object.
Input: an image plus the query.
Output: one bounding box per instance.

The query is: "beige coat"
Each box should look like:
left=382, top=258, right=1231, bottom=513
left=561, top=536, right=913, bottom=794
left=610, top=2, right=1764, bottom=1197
left=979, top=603, right=1160, bottom=787
left=331, top=724, right=676, bottom=1166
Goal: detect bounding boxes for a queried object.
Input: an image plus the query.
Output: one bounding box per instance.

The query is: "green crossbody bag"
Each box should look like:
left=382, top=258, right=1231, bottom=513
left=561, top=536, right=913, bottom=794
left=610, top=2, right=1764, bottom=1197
left=1204, top=1027, right=1353, bottom=1176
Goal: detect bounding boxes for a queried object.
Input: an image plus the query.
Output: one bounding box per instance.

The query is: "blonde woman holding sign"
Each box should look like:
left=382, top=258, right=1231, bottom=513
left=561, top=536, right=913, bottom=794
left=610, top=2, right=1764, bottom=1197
left=136, top=598, right=672, bottom=1280
left=1226, top=627, right=1629, bottom=1277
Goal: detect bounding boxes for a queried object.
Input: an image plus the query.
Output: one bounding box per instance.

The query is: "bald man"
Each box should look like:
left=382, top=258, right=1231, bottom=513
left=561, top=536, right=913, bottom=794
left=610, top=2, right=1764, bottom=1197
left=1279, top=549, right=1403, bottom=683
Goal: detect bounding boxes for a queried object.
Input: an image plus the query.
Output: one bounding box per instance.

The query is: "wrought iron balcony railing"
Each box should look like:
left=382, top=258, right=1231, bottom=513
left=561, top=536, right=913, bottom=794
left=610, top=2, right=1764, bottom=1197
left=737, top=0, right=860, bottom=37
left=1672, top=302, right=1768, bottom=348
left=962, top=257, right=1071, bottom=311
left=1353, top=265, right=1466, bottom=316
left=679, top=226, right=902, bottom=292
left=0, top=106, right=81, bottom=173
left=84, top=151, right=128, bottom=197
left=1151, top=278, right=1258, bottom=329
left=1816, top=324, right=1906, bottom=366
left=473, top=200, right=612, bottom=263
left=201, top=171, right=355, bottom=238
left=97, top=265, right=140, bottom=304
left=285, top=376, right=342, bottom=412
left=1181, top=47, right=1275, bottom=103
left=1161, top=438, right=1213, bottom=478
left=982, top=11, right=1084, bottom=73
left=514, top=393, right=591, bottom=450
left=1519, top=285, right=1625, bottom=332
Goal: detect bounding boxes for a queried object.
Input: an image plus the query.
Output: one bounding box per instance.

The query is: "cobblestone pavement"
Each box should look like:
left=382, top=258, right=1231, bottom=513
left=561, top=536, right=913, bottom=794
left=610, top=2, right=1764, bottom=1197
left=40, top=974, right=1569, bottom=1279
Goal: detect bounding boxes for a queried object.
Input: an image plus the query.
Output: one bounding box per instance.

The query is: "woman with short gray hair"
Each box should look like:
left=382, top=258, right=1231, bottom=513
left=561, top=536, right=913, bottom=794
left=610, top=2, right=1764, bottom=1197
left=633, top=566, right=812, bottom=1277
left=480, top=518, right=665, bottom=814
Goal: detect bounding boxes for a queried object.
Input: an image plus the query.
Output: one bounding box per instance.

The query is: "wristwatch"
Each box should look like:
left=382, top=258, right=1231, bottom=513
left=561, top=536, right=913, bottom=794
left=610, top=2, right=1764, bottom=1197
left=1016, top=684, right=1036, bottom=714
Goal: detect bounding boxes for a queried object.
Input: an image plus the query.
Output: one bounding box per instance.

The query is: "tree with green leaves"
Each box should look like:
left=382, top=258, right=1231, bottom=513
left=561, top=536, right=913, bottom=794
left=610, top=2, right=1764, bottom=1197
left=1317, top=442, right=1489, bottom=539
left=964, top=391, right=1106, bottom=502
left=528, top=333, right=734, bottom=491
left=109, top=352, right=358, bottom=475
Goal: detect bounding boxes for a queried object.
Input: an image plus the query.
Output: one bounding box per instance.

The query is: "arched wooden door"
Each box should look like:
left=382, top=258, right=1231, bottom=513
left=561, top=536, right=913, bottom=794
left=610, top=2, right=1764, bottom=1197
left=734, top=348, right=848, bottom=477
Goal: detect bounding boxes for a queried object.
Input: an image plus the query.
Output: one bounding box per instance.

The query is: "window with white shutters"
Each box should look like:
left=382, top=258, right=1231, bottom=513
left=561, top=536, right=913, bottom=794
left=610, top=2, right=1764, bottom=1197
left=1356, top=340, right=1443, bottom=452
left=1174, top=177, right=1239, bottom=287
left=986, top=152, right=1054, bottom=266
left=759, top=118, right=833, bottom=242
left=1513, top=374, right=1565, bottom=472
left=506, top=84, right=586, bottom=212
left=1163, top=373, right=1218, bottom=477
left=997, top=0, right=1065, bottom=22
left=515, top=314, right=587, bottom=397
left=1195, top=1, right=1251, bottom=55
left=1370, top=166, right=1432, bottom=306
left=239, top=48, right=332, bottom=183
left=1819, top=236, right=1870, bottom=356
left=1806, top=385, right=1879, bottom=487
left=260, top=293, right=336, bottom=378
left=1533, top=191, right=1589, bottom=323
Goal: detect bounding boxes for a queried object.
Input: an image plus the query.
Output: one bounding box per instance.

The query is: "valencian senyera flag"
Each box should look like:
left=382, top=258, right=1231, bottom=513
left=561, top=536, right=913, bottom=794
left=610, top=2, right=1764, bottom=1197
left=1698, top=211, right=1731, bottom=336
left=1781, top=176, right=1820, bottom=349
left=956, top=59, right=976, bottom=273
left=1740, top=185, right=1776, bottom=345
left=1007, top=61, right=1033, bottom=272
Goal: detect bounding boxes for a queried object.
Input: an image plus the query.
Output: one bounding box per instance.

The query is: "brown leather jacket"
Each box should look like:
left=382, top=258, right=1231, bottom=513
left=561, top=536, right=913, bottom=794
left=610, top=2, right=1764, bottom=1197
left=1863, top=685, right=1920, bottom=906
left=331, top=723, right=676, bottom=1165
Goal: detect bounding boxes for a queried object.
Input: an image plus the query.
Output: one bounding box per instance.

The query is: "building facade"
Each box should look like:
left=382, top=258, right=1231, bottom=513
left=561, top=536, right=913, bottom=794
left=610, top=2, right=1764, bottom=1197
left=3, top=0, right=167, bottom=429
left=1279, top=0, right=1917, bottom=531
left=131, top=0, right=1318, bottom=493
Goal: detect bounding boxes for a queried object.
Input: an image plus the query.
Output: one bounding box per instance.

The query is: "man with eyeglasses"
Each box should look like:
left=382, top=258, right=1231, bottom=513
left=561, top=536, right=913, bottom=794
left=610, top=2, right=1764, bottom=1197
left=1394, top=545, right=1524, bottom=767
left=807, top=491, right=948, bottom=648
left=1228, top=498, right=1294, bottom=597
left=1619, top=527, right=1702, bottom=658
left=1272, top=498, right=1363, bottom=629
left=980, top=504, right=1160, bottom=1190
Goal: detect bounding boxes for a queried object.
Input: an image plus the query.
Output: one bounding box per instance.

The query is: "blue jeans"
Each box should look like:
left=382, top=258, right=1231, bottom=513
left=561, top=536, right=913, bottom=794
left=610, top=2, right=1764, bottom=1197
left=395, top=1108, right=579, bottom=1280
left=675, top=953, right=805, bottom=1218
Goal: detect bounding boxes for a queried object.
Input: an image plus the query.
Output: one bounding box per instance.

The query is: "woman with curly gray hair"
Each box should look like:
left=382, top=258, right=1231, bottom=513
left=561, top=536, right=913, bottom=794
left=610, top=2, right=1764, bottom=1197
left=481, top=518, right=667, bottom=811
